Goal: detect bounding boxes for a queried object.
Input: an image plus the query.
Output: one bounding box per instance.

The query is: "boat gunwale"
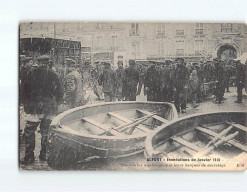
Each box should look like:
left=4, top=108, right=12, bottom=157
left=145, top=111, right=247, bottom=158
left=50, top=101, right=178, bottom=140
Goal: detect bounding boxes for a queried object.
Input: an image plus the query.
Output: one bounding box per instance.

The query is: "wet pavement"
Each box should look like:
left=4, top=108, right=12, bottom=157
left=19, top=87, right=247, bottom=171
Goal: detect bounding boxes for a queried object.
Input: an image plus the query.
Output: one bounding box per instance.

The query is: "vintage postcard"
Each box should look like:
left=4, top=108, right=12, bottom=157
left=19, top=22, right=247, bottom=171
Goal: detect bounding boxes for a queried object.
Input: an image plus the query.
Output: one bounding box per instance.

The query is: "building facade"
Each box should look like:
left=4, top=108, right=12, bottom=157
left=20, top=22, right=247, bottom=67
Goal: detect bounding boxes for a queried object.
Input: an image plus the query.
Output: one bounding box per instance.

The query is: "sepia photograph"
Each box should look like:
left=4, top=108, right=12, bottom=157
left=19, top=22, right=247, bottom=171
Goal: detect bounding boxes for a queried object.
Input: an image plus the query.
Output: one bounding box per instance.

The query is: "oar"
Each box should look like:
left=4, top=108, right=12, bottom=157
left=206, top=125, right=233, bottom=148
left=195, top=131, right=239, bottom=158
left=115, top=108, right=166, bottom=132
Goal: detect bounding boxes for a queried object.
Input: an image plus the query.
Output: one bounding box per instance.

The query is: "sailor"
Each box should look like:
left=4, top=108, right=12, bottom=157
left=21, top=55, right=64, bottom=164
left=124, top=60, right=139, bottom=101
left=65, top=58, right=84, bottom=108
left=235, top=60, right=245, bottom=103
left=116, top=61, right=126, bottom=101
left=173, top=58, right=189, bottom=113
left=99, top=62, right=117, bottom=102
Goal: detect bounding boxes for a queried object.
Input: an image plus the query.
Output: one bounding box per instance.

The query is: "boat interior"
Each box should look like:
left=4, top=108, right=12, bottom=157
left=153, top=116, right=247, bottom=160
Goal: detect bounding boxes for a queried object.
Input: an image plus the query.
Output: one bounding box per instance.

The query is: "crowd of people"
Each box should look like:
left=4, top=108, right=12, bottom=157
left=19, top=54, right=246, bottom=165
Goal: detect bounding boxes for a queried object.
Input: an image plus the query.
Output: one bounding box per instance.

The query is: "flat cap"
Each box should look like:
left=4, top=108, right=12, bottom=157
left=36, top=55, right=50, bottom=61
left=22, top=57, right=32, bottom=62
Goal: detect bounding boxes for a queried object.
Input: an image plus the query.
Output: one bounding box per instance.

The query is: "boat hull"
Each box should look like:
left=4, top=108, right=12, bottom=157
left=145, top=111, right=247, bottom=171
left=47, top=101, right=178, bottom=169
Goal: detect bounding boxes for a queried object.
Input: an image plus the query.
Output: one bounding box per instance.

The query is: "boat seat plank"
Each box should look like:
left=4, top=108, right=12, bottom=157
left=108, top=112, right=132, bottom=123
left=196, top=126, right=247, bottom=153
left=171, top=136, right=202, bottom=152
left=227, top=123, right=247, bottom=133
left=108, top=112, right=151, bottom=133
left=82, top=117, right=124, bottom=137
left=136, top=109, right=169, bottom=124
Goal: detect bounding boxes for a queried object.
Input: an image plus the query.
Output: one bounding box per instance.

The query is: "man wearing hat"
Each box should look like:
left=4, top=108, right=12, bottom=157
left=99, top=62, right=117, bottom=102
left=124, top=60, right=139, bottom=101
left=21, top=55, right=64, bottom=165
left=116, top=61, right=126, bottom=101
left=65, top=58, right=84, bottom=108
left=213, top=60, right=225, bottom=104
left=144, top=61, right=161, bottom=101
left=235, top=60, right=245, bottom=103
left=173, top=58, right=189, bottom=113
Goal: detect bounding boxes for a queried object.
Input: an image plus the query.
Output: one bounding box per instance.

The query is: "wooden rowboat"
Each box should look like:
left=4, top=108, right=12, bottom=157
left=145, top=112, right=247, bottom=171
left=47, top=101, right=178, bottom=169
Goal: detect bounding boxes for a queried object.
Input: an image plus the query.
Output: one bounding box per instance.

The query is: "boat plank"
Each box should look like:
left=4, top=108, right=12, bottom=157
left=171, top=136, right=202, bottom=152
left=228, top=123, right=247, bottom=133
left=108, top=112, right=151, bottom=133
left=82, top=117, right=124, bottom=137
left=196, top=126, right=247, bottom=153
left=136, top=109, right=169, bottom=124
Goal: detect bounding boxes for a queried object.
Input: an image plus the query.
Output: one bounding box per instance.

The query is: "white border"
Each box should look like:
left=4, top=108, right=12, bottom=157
left=0, top=0, right=247, bottom=192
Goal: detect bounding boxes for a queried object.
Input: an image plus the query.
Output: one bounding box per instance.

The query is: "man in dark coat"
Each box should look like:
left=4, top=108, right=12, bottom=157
left=144, top=61, right=160, bottom=101
left=99, top=62, right=117, bottom=102
left=235, top=60, right=245, bottom=103
left=159, top=62, right=173, bottom=102
left=213, top=60, right=225, bottom=104
left=21, top=55, right=64, bottom=165
left=173, top=58, right=189, bottom=113
left=124, top=60, right=139, bottom=101
left=116, top=61, right=126, bottom=101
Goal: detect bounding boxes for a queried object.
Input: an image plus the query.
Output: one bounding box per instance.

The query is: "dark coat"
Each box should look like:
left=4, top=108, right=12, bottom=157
left=22, top=66, right=64, bottom=115
left=144, top=65, right=160, bottom=90
left=99, top=67, right=117, bottom=93
left=173, top=64, right=189, bottom=90
left=124, top=66, right=139, bottom=90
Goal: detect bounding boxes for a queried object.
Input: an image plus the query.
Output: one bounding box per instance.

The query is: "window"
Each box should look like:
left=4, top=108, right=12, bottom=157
left=195, top=23, right=204, bottom=35
left=111, top=36, right=117, bottom=50
left=221, top=23, right=232, bottom=33
left=176, top=30, right=184, bottom=36
left=130, top=23, right=139, bottom=36
left=96, top=36, right=102, bottom=50
left=156, top=24, right=165, bottom=37
left=176, top=49, right=184, bottom=56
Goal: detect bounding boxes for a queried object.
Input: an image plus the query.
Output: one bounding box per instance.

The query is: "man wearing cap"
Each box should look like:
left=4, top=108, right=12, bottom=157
left=99, top=62, right=117, bottom=102
left=213, top=60, right=225, bottom=104
left=21, top=55, right=64, bottom=165
left=173, top=58, right=189, bottom=113
left=65, top=58, right=84, bottom=108
left=235, top=60, right=245, bottom=103
left=116, top=61, right=126, bottom=101
left=20, top=57, right=33, bottom=104
left=124, top=60, right=139, bottom=101
left=144, top=61, right=160, bottom=101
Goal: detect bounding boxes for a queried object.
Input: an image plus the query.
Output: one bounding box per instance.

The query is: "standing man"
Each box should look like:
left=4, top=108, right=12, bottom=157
left=99, top=62, right=117, bottom=102
left=173, top=58, right=189, bottom=113
left=159, top=62, right=172, bottom=102
left=116, top=61, right=126, bottom=101
left=144, top=61, right=160, bottom=101
left=213, top=60, right=225, bottom=104
left=21, top=55, right=63, bottom=164
left=235, top=60, right=245, bottom=103
left=65, top=58, right=84, bottom=108
left=125, top=60, right=139, bottom=101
